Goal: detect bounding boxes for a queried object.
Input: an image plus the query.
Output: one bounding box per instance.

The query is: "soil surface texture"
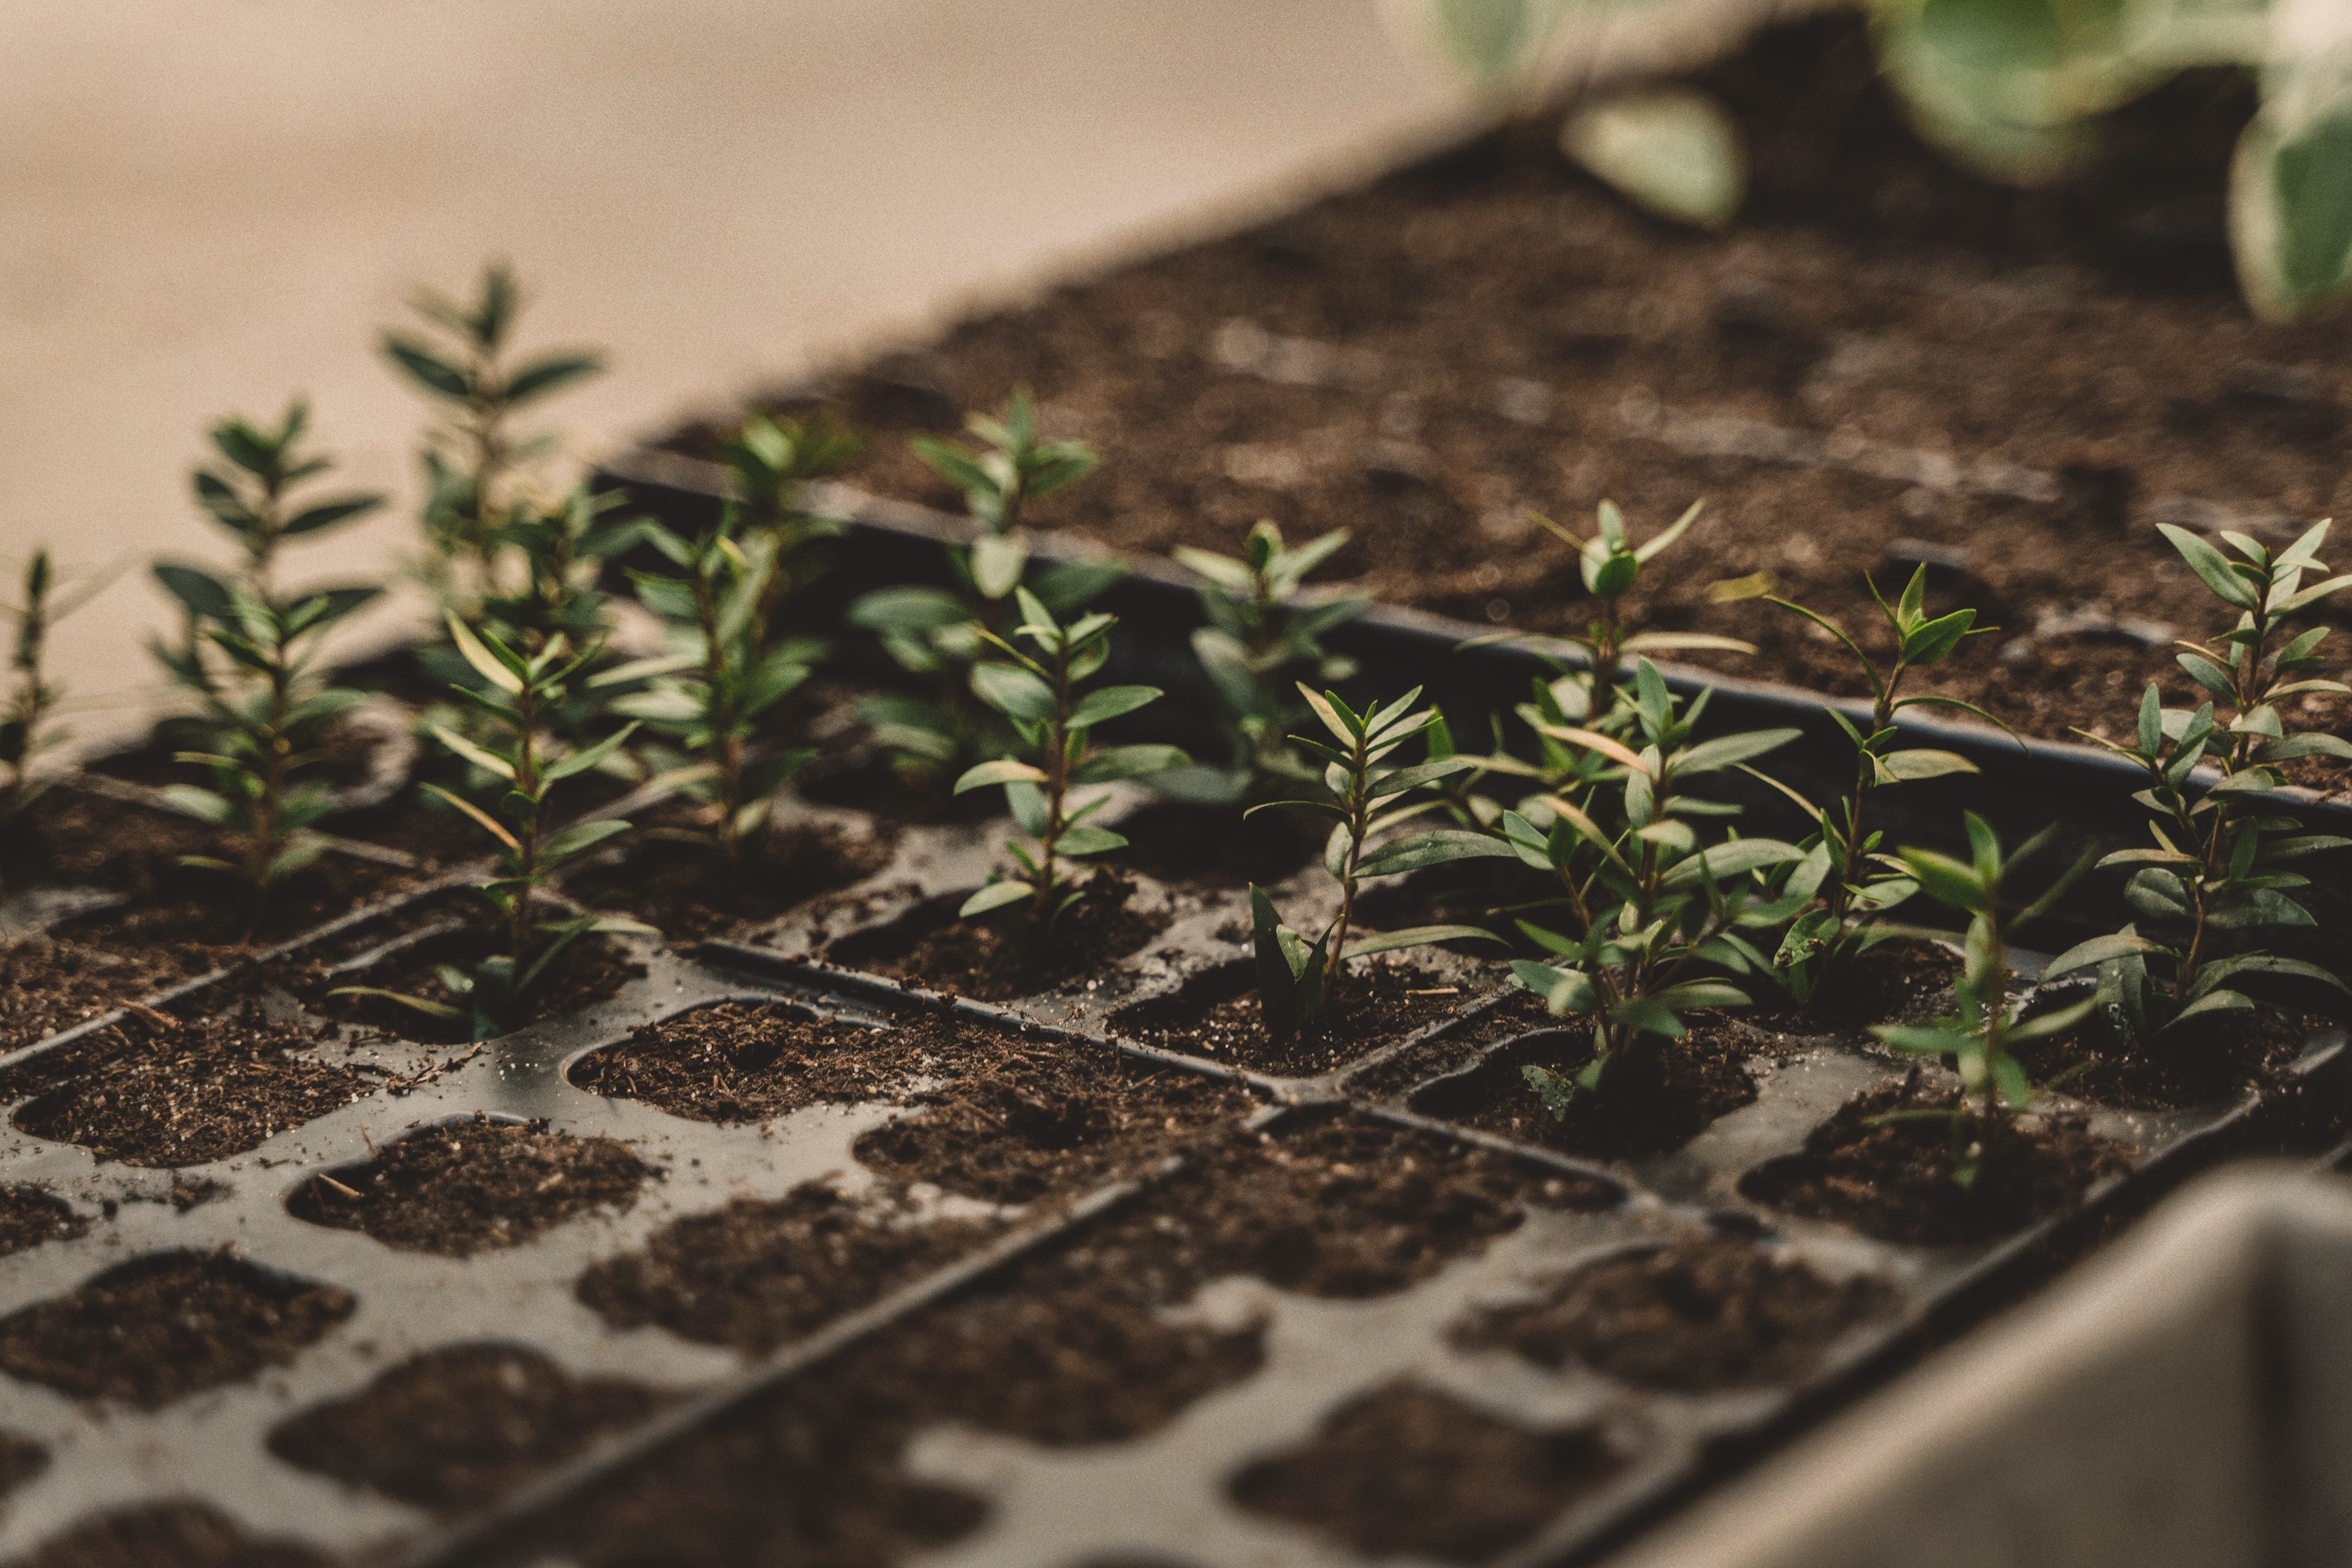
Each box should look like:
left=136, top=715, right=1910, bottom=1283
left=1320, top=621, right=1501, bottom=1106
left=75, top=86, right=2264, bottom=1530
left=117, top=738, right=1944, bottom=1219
left=3, top=1502, right=331, bottom=1568
left=566, top=1003, right=916, bottom=1124
left=0, top=934, right=227, bottom=1056
left=1741, top=1070, right=2135, bottom=1245
left=1412, top=1017, right=1767, bottom=1159
left=1229, top=1382, right=1623, bottom=1563
left=1111, top=802, right=1323, bottom=890
left=286, top=1117, right=651, bottom=1257
left=1109, top=959, right=1473, bottom=1077
left=561, top=818, right=896, bottom=940
left=674, top=16, right=2352, bottom=774
left=267, top=1343, right=667, bottom=1513
left=2029, top=1000, right=2312, bottom=1110
left=0, top=1005, right=367, bottom=1168
left=1456, top=1232, right=1896, bottom=1392
left=0, top=1250, right=352, bottom=1409
left=318, top=930, right=644, bottom=1045
left=825, top=875, right=1166, bottom=1002
left=0, top=1186, right=89, bottom=1258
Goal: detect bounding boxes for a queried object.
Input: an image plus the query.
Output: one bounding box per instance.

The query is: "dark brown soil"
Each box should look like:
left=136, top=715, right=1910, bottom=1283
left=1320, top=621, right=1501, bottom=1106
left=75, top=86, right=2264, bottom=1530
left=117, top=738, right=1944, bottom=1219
left=0, top=934, right=227, bottom=1055
left=1775, top=938, right=1962, bottom=1030
left=48, top=847, right=416, bottom=953
left=577, top=1183, right=1002, bottom=1353
left=3, top=1502, right=329, bottom=1568
left=2030, top=999, right=2310, bottom=1109
left=1455, top=1232, right=1896, bottom=1392
left=1411, top=1019, right=1764, bottom=1159
left=1229, top=1382, right=1622, bottom=1563
left=1346, top=988, right=1556, bottom=1100
left=267, top=1343, right=666, bottom=1513
left=679, top=17, right=2352, bottom=771
left=1740, top=1070, right=2135, bottom=1244
left=825, top=874, right=1165, bottom=1002
left=285, top=1117, right=651, bottom=1257
left=0, top=1431, right=48, bottom=1501
left=0, top=1186, right=88, bottom=1257
left=1111, top=802, right=1322, bottom=890
left=559, top=819, right=897, bottom=940
left=0, top=787, right=220, bottom=898
left=501, top=1115, right=1600, bottom=1568
left=1, top=1005, right=367, bottom=1168
left=0, top=1250, right=352, bottom=1409
left=851, top=1037, right=1254, bottom=1206
left=1108, top=958, right=1473, bottom=1076
left=792, top=748, right=999, bottom=827
left=316, top=928, right=644, bottom=1044
left=566, top=1002, right=917, bottom=1123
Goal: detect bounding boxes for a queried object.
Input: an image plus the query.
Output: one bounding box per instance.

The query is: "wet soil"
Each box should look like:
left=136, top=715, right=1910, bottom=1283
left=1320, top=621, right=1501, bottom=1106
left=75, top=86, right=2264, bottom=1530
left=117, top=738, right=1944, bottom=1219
left=502, top=1115, right=1602, bottom=1567
left=285, top=1117, right=651, bottom=1257
left=317, top=929, right=644, bottom=1045
left=577, top=1183, right=1002, bottom=1354
left=561, top=818, right=898, bottom=941
left=267, top=1343, right=667, bottom=1513
left=2029, top=1000, right=2311, bottom=1110
left=1108, top=959, right=1473, bottom=1077
left=568, top=1002, right=919, bottom=1124
left=1456, top=1232, right=1896, bottom=1392
left=825, top=874, right=1166, bottom=1002
left=0, top=1186, right=89, bottom=1258
left=1111, top=802, right=1323, bottom=890
left=1740, top=1071, right=2136, bottom=1245
left=1772, top=938, right=1962, bottom=1030
left=675, top=18, right=2352, bottom=772
left=0, top=1250, right=352, bottom=1409
left=3, top=1502, right=329, bottom=1568
left=1411, top=1019, right=1766, bottom=1160
left=1228, top=1382, right=1624, bottom=1563
left=1, top=1005, right=368, bottom=1168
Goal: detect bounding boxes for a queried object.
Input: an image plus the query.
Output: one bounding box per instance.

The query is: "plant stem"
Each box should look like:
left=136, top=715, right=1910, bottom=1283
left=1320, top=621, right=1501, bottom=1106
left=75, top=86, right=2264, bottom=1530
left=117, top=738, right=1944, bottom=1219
left=693, top=563, right=747, bottom=867
left=1034, top=634, right=1073, bottom=923
left=509, top=681, right=543, bottom=965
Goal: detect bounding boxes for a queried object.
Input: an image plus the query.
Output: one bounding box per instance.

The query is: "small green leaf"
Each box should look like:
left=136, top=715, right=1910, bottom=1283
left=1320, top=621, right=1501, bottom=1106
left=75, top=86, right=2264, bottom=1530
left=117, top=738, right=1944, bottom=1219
left=960, top=880, right=1034, bottom=917
left=953, top=759, right=1050, bottom=794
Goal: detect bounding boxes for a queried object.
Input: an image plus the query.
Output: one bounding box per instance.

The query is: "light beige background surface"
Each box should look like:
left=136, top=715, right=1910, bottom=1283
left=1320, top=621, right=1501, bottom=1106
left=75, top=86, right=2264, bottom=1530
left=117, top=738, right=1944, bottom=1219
left=0, top=0, right=1460, bottom=751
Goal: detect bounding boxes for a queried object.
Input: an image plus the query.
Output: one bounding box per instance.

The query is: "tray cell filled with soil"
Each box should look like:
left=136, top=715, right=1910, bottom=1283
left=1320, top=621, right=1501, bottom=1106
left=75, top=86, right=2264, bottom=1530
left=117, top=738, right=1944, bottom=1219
left=821, top=875, right=1171, bottom=1003
left=314, top=926, right=646, bottom=1045
left=557, top=814, right=898, bottom=941
left=1107, top=956, right=1485, bottom=1079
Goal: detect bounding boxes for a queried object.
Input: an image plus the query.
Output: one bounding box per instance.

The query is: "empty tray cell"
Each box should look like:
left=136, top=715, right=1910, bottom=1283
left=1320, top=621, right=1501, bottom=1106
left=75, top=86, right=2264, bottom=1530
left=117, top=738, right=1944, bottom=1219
left=823, top=876, right=1169, bottom=1003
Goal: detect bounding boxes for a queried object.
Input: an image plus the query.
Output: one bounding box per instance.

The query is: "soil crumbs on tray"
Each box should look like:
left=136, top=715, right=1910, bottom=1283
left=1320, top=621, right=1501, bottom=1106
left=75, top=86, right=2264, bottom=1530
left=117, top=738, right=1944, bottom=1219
left=567, top=1002, right=920, bottom=1123
left=1, top=1005, right=367, bottom=1168
left=0, top=1186, right=88, bottom=1258
left=825, top=874, right=1164, bottom=1002
left=1456, top=1232, right=1896, bottom=1392
left=286, top=1117, right=651, bottom=1256
left=1109, top=959, right=1471, bottom=1077
left=0, top=1250, right=352, bottom=1409
left=1741, top=1070, right=2134, bottom=1245
left=268, top=1343, right=666, bottom=1513
left=505, top=1117, right=1607, bottom=1568
left=1411, top=1018, right=1763, bottom=1159
left=7, top=1501, right=329, bottom=1568
left=561, top=819, right=896, bottom=940
left=1231, top=1382, right=1622, bottom=1563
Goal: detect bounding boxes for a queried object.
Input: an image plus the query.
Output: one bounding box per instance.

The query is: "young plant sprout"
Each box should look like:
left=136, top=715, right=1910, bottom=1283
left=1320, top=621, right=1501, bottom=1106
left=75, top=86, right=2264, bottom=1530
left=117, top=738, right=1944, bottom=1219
left=1872, top=815, right=2098, bottom=1189
left=1501, top=661, right=1803, bottom=1111
left=2052, top=519, right=2352, bottom=1038
left=1154, top=520, right=1370, bottom=805
left=334, top=617, right=651, bottom=1039
left=479, top=485, right=644, bottom=655
left=1, top=551, right=106, bottom=831
left=952, top=589, right=1188, bottom=928
left=604, top=512, right=815, bottom=870
left=723, top=410, right=860, bottom=627
left=382, top=263, right=604, bottom=606
left=849, top=392, right=1120, bottom=781
left=1756, top=566, right=2010, bottom=1003
left=1245, top=685, right=1509, bottom=1035
left=153, top=404, right=386, bottom=910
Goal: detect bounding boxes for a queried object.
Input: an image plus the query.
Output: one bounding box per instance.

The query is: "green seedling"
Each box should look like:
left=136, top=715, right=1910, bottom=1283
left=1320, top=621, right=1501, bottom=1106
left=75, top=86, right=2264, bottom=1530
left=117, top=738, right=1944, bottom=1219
left=1154, top=520, right=1370, bottom=806
left=1247, top=685, right=1511, bottom=1036
left=1, top=551, right=108, bottom=832
left=1501, top=661, right=1804, bottom=1110
left=382, top=262, right=604, bottom=605
left=334, top=617, right=653, bottom=1038
left=2055, top=519, right=2352, bottom=1038
left=952, top=590, right=1188, bottom=929
left=724, top=410, right=860, bottom=630
left=849, top=391, right=1121, bottom=781
left=1872, top=815, right=2098, bottom=1190
left=604, top=511, right=817, bottom=868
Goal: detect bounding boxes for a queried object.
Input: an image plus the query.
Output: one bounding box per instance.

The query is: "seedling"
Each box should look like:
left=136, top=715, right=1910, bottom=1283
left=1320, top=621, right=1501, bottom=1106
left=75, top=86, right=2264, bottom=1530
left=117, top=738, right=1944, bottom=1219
left=1154, top=520, right=1370, bottom=805
left=849, top=392, right=1120, bottom=781
left=2055, top=519, right=2352, bottom=1037
left=604, top=512, right=816, bottom=868
left=382, top=263, right=604, bottom=605
left=951, top=590, right=1188, bottom=928
left=1245, top=685, right=1510, bottom=1036
left=1501, top=661, right=1803, bottom=1109
left=478, top=485, right=645, bottom=655
left=1757, top=566, right=2011, bottom=1002
left=724, top=410, right=860, bottom=629
left=1872, top=815, right=2098, bottom=1189
left=333, top=617, right=652, bottom=1039
left=1, top=551, right=107, bottom=830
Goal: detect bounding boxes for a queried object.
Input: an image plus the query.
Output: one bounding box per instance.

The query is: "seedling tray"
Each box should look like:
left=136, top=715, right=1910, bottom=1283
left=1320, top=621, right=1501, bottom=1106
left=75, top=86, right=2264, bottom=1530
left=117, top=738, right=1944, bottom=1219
left=1, top=736, right=2344, bottom=1567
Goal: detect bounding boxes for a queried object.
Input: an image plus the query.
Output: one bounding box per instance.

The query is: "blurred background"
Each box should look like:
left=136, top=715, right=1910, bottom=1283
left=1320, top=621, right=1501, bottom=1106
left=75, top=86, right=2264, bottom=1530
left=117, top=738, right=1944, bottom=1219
left=0, top=0, right=1467, bottom=751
